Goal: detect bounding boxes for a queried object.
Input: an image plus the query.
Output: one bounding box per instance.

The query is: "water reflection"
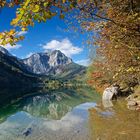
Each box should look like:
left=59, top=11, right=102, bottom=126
left=0, top=88, right=140, bottom=140
left=0, top=88, right=100, bottom=121
left=89, top=99, right=140, bottom=140
left=0, top=102, right=97, bottom=140
left=0, top=88, right=100, bottom=140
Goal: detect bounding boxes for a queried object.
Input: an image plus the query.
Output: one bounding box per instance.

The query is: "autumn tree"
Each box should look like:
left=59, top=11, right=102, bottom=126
left=0, top=0, right=78, bottom=46
left=0, top=0, right=139, bottom=92
left=84, top=0, right=140, bottom=92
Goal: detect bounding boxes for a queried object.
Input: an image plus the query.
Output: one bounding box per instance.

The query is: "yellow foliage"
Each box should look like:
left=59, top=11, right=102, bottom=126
left=32, top=5, right=40, bottom=13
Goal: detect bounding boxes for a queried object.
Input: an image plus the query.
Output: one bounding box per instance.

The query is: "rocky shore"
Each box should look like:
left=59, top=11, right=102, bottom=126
left=102, top=84, right=140, bottom=111
left=126, top=94, right=140, bottom=111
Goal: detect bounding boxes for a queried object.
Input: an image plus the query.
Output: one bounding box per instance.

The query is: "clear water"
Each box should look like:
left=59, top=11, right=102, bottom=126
left=0, top=88, right=140, bottom=140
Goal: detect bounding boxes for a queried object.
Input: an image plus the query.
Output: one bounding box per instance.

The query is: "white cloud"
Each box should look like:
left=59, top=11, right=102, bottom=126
left=42, top=38, right=83, bottom=57
left=76, top=59, right=90, bottom=66
left=2, top=44, right=22, bottom=51
left=16, top=31, right=28, bottom=36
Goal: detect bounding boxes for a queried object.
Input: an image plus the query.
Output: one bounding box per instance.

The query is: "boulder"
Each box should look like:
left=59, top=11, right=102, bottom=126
left=102, top=85, right=120, bottom=100
left=126, top=93, right=140, bottom=111
left=127, top=100, right=137, bottom=106
left=102, top=99, right=113, bottom=108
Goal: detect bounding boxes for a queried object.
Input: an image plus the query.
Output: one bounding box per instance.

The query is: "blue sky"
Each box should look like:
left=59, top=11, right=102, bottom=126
left=0, top=7, right=92, bottom=66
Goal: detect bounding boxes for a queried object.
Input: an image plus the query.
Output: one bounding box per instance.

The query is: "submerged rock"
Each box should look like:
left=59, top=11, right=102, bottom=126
left=23, top=127, right=32, bottom=136
left=126, top=93, right=140, bottom=111
left=127, top=100, right=137, bottom=106
left=102, top=100, right=114, bottom=108
left=102, top=85, right=120, bottom=100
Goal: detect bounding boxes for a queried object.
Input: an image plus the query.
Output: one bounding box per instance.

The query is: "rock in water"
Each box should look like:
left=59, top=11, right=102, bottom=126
left=126, top=93, right=140, bottom=111
left=102, top=100, right=113, bottom=108
left=102, top=85, right=119, bottom=100
left=23, top=128, right=32, bottom=136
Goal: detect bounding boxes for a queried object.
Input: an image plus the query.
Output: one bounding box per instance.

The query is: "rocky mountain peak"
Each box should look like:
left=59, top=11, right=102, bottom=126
left=22, top=50, right=73, bottom=75
left=0, top=47, right=86, bottom=79
left=48, top=50, right=72, bottom=66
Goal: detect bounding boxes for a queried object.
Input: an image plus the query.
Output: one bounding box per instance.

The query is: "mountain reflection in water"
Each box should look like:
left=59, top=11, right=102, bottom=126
left=0, top=88, right=100, bottom=140
left=0, top=88, right=140, bottom=140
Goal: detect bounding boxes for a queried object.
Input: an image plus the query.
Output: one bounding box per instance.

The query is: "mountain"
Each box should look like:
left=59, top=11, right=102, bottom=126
left=0, top=47, right=39, bottom=89
left=0, top=47, right=86, bottom=85
left=22, top=50, right=86, bottom=79
left=0, top=47, right=86, bottom=105
left=0, top=46, right=11, bottom=56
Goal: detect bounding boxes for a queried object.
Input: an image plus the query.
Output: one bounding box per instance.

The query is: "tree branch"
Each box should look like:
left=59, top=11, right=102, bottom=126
left=130, top=0, right=134, bottom=12
left=78, top=4, right=140, bottom=33
left=78, top=5, right=117, bottom=24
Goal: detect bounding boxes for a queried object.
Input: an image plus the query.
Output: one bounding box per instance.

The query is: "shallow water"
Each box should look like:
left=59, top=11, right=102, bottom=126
left=0, top=88, right=140, bottom=140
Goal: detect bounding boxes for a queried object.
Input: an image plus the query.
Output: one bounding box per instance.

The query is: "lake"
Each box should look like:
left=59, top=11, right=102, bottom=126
left=0, top=88, right=140, bottom=140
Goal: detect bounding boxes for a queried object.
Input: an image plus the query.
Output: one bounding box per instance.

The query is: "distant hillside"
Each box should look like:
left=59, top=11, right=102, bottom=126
left=55, top=63, right=86, bottom=80
left=0, top=48, right=39, bottom=89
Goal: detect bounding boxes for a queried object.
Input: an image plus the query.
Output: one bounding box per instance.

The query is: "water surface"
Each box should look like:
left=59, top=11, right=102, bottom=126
left=0, top=88, right=140, bottom=140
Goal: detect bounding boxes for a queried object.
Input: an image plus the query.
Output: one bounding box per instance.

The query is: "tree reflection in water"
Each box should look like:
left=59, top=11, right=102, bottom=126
left=88, top=99, right=140, bottom=140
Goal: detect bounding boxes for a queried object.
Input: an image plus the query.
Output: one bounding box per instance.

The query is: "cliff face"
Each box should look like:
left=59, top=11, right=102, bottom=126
left=22, top=50, right=72, bottom=75
left=22, top=50, right=86, bottom=78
